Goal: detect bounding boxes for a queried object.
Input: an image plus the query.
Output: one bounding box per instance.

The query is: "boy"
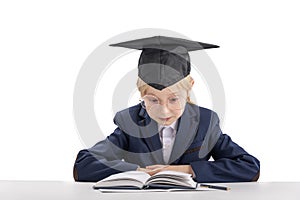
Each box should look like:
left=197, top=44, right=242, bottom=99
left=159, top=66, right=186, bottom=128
left=73, top=36, right=260, bottom=182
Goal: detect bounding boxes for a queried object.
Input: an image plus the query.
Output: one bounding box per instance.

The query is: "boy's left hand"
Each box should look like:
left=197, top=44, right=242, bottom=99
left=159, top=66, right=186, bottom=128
left=137, top=165, right=169, bottom=176
left=145, top=165, right=169, bottom=170
left=145, top=164, right=195, bottom=176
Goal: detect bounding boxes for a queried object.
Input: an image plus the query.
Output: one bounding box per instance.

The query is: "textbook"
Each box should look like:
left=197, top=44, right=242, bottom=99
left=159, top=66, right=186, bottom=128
left=93, top=170, right=198, bottom=190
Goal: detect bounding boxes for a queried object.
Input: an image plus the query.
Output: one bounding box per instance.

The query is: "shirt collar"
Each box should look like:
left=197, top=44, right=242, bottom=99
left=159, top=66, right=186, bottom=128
left=158, top=120, right=178, bottom=133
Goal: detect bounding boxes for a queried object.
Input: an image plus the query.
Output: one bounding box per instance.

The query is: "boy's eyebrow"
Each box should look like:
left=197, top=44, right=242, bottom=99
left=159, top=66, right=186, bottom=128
left=146, top=93, right=156, bottom=96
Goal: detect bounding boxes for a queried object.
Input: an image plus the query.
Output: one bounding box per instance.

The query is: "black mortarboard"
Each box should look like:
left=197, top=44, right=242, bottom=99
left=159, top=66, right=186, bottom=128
left=110, top=36, right=219, bottom=90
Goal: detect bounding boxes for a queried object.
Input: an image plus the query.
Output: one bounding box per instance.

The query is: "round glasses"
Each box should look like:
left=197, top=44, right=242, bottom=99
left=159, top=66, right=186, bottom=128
left=140, top=95, right=186, bottom=110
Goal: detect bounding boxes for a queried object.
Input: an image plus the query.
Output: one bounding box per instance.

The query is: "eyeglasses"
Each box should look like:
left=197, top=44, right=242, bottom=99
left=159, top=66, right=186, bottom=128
left=140, top=95, right=186, bottom=110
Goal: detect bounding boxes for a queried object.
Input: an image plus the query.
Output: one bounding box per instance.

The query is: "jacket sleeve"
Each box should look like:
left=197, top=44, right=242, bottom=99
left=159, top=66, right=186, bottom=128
left=73, top=127, right=139, bottom=182
left=190, top=112, right=260, bottom=183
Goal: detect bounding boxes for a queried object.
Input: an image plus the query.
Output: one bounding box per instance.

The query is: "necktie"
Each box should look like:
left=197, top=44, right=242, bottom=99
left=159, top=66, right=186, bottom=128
left=161, top=127, right=174, bottom=164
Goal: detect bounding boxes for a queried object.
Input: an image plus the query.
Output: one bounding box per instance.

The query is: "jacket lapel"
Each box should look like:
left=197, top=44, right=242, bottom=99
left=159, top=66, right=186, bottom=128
left=168, top=103, right=200, bottom=164
left=138, top=108, right=164, bottom=164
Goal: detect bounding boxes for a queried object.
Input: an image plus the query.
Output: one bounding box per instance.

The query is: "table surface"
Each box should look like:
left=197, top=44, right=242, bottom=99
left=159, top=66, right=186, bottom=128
left=1, top=181, right=300, bottom=200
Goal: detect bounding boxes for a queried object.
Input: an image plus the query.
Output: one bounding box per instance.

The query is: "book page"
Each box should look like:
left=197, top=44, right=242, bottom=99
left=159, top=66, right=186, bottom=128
left=99, top=187, right=213, bottom=193
left=145, top=170, right=197, bottom=189
left=94, top=171, right=151, bottom=189
left=94, top=170, right=197, bottom=190
left=151, top=170, right=192, bottom=178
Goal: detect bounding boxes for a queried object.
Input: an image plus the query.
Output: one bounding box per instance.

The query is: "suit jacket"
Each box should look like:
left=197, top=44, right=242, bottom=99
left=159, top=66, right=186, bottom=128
left=73, top=103, right=260, bottom=182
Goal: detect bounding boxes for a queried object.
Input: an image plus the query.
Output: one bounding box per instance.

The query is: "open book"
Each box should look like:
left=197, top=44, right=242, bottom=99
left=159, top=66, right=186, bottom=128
left=93, top=170, right=198, bottom=190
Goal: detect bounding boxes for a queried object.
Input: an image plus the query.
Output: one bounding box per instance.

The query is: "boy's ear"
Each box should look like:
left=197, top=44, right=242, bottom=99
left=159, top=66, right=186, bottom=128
left=190, top=78, right=195, bottom=89
left=191, top=79, right=195, bottom=87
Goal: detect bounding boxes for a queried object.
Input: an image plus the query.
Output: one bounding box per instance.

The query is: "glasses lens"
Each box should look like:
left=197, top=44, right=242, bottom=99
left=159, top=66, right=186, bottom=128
left=167, top=96, right=183, bottom=110
left=141, top=95, right=185, bottom=110
left=143, top=95, right=159, bottom=109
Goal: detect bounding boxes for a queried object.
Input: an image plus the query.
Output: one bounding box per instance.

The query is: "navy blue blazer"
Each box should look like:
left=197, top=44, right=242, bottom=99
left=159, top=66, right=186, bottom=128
left=73, top=103, right=260, bottom=183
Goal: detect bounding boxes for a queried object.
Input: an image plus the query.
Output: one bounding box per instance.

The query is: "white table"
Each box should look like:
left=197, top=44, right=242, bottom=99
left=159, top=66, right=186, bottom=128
left=1, top=181, right=299, bottom=200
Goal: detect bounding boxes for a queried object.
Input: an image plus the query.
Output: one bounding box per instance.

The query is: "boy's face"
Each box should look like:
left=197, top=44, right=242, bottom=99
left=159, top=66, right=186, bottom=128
left=143, top=86, right=187, bottom=126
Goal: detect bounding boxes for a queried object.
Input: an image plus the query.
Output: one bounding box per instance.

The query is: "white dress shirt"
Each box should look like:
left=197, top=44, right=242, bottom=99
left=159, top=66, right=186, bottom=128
left=159, top=120, right=178, bottom=164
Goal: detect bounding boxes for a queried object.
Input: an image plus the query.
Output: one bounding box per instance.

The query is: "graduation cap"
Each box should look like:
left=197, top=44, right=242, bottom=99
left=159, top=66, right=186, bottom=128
left=110, top=36, right=219, bottom=90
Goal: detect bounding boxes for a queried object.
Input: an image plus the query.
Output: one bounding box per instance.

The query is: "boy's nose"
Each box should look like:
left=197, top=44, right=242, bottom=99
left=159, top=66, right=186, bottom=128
left=160, top=104, right=171, bottom=113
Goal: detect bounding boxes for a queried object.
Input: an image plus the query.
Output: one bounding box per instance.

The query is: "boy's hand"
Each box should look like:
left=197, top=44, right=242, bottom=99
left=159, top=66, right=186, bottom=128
left=137, top=165, right=169, bottom=176
left=145, top=165, right=195, bottom=177
left=146, top=165, right=169, bottom=170
left=138, top=165, right=195, bottom=177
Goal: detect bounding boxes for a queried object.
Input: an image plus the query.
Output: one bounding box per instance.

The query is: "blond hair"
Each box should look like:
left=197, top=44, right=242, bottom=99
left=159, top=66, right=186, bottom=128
left=136, top=75, right=194, bottom=104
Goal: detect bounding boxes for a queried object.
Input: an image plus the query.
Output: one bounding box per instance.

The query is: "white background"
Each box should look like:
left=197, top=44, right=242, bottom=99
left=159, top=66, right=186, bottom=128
left=1, top=0, right=299, bottom=181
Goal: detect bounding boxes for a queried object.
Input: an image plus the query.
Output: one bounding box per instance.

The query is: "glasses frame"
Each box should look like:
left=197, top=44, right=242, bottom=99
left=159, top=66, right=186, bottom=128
left=139, top=94, right=186, bottom=111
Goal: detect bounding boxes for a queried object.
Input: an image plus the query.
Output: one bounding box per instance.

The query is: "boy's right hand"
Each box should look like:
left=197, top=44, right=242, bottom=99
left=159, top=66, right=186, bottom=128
left=137, top=165, right=168, bottom=176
